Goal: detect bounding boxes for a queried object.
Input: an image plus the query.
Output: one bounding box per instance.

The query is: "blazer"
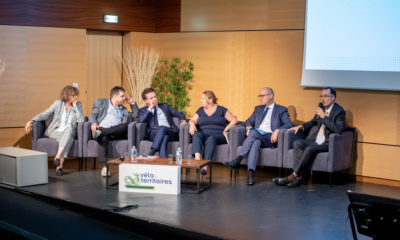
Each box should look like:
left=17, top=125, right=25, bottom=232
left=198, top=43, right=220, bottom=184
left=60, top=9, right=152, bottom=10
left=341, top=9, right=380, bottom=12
left=138, top=103, right=185, bottom=134
left=303, top=102, right=346, bottom=143
left=89, top=99, right=139, bottom=125
left=32, top=100, right=85, bottom=137
left=245, top=103, right=292, bottom=131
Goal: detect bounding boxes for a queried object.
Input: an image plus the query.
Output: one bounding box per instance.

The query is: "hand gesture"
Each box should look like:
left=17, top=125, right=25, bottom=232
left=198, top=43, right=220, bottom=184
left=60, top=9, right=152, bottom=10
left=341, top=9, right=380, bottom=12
left=25, top=121, right=33, bottom=134
left=316, top=107, right=326, bottom=119
left=91, top=123, right=99, bottom=132
left=289, top=125, right=304, bottom=134
left=271, top=129, right=279, bottom=143
left=189, top=124, right=197, bottom=135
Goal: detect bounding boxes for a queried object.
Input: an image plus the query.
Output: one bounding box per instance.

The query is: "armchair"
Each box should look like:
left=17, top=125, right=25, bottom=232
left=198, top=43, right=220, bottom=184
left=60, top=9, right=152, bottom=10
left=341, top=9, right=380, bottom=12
left=181, top=124, right=244, bottom=164
left=231, top=128, right=286, bottom=176
left=282, top=126, right=355, bottom=183
left=82, top=121, right=136, bottom=169
left=135, top=117, right=183, bottom=156
left=32, top=114, right=84, bottom=169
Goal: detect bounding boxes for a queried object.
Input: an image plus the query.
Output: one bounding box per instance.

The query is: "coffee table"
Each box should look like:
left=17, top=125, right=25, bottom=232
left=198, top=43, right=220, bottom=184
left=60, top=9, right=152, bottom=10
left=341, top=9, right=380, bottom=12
left=106, top=158, right=212, bottom=193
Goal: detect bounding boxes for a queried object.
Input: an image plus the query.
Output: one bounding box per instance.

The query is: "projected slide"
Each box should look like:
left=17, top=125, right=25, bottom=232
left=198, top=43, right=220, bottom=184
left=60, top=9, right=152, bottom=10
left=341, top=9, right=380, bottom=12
left=301, top=0, right=400, bottom=91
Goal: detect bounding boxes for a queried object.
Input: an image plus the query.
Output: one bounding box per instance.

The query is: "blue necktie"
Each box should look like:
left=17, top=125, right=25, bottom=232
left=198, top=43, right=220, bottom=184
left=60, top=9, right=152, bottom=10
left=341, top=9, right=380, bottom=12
left=153, top=107, right=159, bottom=127
left=261, top=107, right=269, bottom=121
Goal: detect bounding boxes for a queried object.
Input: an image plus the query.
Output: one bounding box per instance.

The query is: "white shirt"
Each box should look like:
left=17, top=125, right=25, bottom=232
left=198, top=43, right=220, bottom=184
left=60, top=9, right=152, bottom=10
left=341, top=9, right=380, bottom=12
left=56, top=104, right=72, bottom=132
left=258, top=102, right=275, bottom=133
left=148, top=105, right=170, bottom=128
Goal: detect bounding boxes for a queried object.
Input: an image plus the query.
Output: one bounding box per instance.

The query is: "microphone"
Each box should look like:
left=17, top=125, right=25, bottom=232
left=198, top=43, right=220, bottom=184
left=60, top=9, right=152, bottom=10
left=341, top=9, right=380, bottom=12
left=316, top=103, right=325, bottom=120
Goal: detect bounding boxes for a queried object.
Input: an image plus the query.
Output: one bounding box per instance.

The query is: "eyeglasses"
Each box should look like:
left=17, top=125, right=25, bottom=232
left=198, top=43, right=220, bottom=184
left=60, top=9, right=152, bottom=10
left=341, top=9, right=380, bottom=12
left=258, top=93, right=272, bottom=98
left=319, top=95, right=333, bottom=99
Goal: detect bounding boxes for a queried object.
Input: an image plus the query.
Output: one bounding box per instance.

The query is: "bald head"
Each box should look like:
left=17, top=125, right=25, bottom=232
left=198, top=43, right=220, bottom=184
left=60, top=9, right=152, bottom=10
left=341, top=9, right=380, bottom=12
left=258, top=87, right=274, bottom=105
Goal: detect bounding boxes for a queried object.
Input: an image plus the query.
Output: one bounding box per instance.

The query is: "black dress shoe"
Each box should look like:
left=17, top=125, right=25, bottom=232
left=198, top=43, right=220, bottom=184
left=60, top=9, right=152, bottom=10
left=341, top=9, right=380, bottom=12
left=287, top=177, right=302, bottom=188
left=272, top=177, right=289, bottom=186
left=223, top=155, right=244, bottom=169
left=147, top=148, right=157, bottom=156
left=56, top=168, right=63, bottom=176
left=200, top=169, right=207, bottom=175
left=53, top=158, right=60, bottom=166
left=247, top=171, right=255, bottom=185
left=223, top=160, right=238, bottom=169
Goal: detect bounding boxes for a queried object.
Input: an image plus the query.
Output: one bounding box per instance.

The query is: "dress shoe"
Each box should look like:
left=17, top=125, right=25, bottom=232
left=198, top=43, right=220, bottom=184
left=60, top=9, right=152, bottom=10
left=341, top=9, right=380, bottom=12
left=287, top=177, right=302, bottom=188
left=247, top=170, right=255, bottom=185
left=147, top=148, right=157, bottom=156
left=200, top=169, right=207, bottom=175
left=53, top=158, right=60, bottom=166
left=101, top=166, right=110, bottom=177
left=56, top=168, right=63, bottom=176
left=272, top=177, right=289, bottom=186
left=223, top=155, right=244, bottom=169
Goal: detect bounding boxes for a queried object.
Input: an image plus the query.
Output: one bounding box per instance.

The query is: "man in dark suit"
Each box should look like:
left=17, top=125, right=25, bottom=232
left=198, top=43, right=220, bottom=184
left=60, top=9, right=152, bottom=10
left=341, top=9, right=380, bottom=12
left=89, top=86, right=139, bottom=177
left=273, top=87, right=346, bottom=187
left=224, top=87, right=292, bottom=185
left=138, top=88, right=187, bottom=158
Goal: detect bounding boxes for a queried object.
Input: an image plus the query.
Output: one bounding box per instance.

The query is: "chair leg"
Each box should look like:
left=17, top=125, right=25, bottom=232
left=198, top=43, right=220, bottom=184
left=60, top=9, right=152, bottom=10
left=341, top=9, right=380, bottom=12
left=93, top=157, right=96, bottom=169
left=78, top=158, right=81, bottom=171
left=329, top=172, right=333, bottom=185
left=278, top=167, right=282, bottom=177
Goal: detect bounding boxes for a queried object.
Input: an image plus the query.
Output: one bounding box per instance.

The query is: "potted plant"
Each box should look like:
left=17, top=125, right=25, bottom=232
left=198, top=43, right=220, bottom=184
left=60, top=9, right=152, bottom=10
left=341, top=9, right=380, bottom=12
left=152, top=58, right=194, bottom=116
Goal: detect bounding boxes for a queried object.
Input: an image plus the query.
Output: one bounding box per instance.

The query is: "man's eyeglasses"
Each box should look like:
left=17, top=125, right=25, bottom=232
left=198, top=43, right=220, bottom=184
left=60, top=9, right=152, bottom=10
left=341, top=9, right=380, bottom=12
left=319, top=95, right=333, bottom=99
left=258, top=93, right=272, bottom=98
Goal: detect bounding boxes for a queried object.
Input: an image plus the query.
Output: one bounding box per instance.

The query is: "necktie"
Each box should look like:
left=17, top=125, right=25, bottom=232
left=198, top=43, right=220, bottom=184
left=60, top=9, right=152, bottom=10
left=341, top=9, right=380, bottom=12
left=261, top=107, right=269, bottom=121
left=315, top=111, right=329, bottom=144
left=153, top=107, right=159, bottom=127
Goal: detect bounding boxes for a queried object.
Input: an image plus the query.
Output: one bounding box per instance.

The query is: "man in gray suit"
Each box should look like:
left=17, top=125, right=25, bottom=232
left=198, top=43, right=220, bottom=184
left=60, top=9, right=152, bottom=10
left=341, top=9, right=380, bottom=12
left=89, top=86, right=139, bottom=177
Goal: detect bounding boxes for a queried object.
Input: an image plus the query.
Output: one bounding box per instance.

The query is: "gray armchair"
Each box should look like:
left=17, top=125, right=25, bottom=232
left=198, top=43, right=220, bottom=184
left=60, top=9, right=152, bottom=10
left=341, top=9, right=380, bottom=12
left=32, top=114, right=84, bottom=169
left=135, top=117, right=182, bottom=156
left=82, top=121, right=136, bottom=169
left=282, top=126, right=355, bottom=183
left=181, top=124, right=244, bottom=164
left=231, top=128, right=286, bottom=176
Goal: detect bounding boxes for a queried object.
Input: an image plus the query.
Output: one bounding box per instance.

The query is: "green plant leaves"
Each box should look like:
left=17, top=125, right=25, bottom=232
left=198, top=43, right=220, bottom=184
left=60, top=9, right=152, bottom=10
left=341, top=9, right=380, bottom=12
left=152, top=58, right=194, bottom=115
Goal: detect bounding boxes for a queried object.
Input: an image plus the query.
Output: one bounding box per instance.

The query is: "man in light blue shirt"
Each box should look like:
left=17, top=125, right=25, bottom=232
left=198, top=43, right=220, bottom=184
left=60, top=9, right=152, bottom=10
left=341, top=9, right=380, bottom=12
left=138, top=88, right=187, bottom=158
left=89, top=86, right=138, bottom=177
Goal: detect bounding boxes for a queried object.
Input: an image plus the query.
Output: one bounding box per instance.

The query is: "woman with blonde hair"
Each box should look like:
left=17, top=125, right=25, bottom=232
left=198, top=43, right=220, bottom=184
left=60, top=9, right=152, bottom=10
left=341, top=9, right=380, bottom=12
left=188, top=90, right=237, bottom=175
left=25, top=85, right=85, bottom=176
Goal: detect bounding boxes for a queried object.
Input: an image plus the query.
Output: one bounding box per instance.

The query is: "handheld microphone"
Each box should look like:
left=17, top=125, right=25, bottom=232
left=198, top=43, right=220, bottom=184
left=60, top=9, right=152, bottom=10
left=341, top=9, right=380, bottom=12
left=316, top=103, right=325, bottom=120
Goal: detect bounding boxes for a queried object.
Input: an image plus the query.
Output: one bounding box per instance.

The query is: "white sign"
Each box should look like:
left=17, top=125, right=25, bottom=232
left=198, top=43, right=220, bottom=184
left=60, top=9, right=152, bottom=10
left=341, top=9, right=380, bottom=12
left=119, top=164, right=181, bottom=195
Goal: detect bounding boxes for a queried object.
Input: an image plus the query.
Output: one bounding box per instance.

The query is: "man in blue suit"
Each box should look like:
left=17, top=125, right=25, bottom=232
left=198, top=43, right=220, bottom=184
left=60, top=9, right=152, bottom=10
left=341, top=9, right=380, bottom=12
left=224, top=87, right=292, bottom=185
left=138, top=88, right=187, bottom=158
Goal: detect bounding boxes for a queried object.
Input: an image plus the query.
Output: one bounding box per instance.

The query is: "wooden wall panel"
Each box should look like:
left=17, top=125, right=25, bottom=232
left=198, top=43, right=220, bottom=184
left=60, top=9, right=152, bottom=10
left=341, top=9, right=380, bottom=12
left=155, top=0, right=181, bottom=33
left=0, top=25, right=87, bottom=127
left=0, top=0, right=181, bottom=33
left=0, top=129, right=31, bottom=149
left=181, top=0, right=305, bottom=32
left=86, top=31, right=123, bottom=113
left=355, top=143, right=400, bottom=181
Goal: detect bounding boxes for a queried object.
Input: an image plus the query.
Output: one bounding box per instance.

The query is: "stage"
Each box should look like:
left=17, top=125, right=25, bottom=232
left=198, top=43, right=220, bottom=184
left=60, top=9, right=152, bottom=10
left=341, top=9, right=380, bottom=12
left=1, top=160, right=399, bottom=240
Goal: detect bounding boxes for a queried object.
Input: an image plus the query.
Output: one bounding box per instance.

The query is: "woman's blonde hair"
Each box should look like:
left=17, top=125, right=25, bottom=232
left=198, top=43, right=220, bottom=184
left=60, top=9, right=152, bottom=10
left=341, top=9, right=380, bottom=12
left=60, top=85, right=79, bottom=102
left=202, top=90, right=217, bottom=104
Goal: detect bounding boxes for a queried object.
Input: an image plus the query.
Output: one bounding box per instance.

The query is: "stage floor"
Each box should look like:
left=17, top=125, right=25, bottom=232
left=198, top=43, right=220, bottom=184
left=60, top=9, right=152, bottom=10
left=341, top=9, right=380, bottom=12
left=2, top=160, right=400, bottom=240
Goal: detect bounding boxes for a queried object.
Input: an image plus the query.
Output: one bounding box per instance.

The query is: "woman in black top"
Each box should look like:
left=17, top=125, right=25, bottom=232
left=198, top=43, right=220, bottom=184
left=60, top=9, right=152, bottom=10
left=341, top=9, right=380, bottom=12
left=188, top=90, right=237, bottom=174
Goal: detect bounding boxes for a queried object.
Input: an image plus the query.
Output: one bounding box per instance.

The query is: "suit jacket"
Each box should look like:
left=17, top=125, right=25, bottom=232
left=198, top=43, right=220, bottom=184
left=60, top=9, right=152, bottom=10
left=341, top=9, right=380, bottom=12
left=303, top=102, right=346, bottom=143
left=138, top=103, right=185, bottom=135
left=32, top=100, right=85, bottom=137
left=89, top=99, right=139, bottom=125
left=245, top=104, right=292, bottom=131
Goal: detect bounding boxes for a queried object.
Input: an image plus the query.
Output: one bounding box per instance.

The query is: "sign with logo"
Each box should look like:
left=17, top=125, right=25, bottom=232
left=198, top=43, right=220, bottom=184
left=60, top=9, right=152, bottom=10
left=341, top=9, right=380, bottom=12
left=119, top=164, right=181, bottom=195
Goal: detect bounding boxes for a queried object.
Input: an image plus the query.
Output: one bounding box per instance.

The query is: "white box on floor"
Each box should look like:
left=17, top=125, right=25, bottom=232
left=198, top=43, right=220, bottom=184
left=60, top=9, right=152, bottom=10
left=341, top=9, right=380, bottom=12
left=0, top=147, right=48, bottom=187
